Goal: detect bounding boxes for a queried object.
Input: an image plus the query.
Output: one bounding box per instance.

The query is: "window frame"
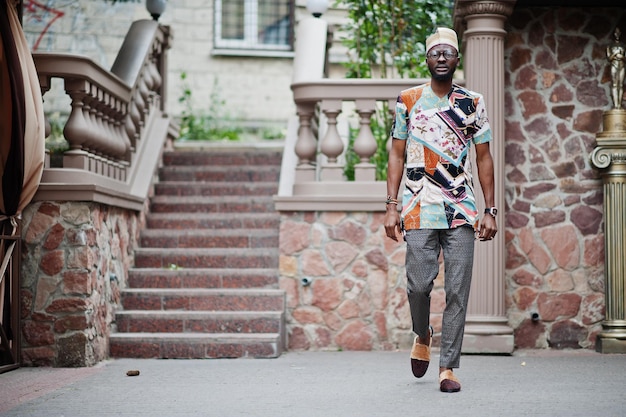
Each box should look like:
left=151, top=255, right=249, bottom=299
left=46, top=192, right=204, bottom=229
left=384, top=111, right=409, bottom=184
left=214, top=0, right=294, bottom=52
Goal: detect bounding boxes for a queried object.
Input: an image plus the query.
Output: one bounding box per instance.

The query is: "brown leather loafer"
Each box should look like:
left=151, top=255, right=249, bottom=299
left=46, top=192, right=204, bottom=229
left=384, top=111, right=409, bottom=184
left=410, top=326, right=433, bottom=378
left=439, top=369, right=461, bottom=393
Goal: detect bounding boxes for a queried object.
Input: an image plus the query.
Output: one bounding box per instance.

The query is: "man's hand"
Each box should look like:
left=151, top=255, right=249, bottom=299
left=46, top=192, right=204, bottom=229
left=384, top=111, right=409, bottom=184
left=384, top=208, right=402, bottom=242
left=477, top=214, right=497, bottom=241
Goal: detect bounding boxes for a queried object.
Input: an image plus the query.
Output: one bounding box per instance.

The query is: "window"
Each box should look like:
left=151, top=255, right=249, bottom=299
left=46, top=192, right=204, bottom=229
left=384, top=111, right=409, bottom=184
left=214, top=0, right=294, bottom=52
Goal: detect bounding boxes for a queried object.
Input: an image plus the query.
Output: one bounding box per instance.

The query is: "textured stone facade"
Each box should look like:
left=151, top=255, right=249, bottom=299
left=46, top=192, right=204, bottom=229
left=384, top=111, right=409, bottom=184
left=20, top=202, right=141, bottom=366
left=503, top=8, right=626, bottom=349
left=280, top=211, right=435, bottom=351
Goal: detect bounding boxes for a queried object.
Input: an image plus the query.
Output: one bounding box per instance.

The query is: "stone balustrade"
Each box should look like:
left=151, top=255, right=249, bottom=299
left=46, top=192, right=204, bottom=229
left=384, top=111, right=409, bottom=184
left=276, top=78, right=432, bottom=212
left=33, top=19, right=170, bottom=187
left=35, top=53, right=133, bottom=179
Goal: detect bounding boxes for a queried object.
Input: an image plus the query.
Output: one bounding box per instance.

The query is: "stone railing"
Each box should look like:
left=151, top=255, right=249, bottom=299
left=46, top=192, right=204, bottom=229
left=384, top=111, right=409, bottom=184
left=33, top=19, right=175, bottom=211
left=275, top=78, right=430, bottom=212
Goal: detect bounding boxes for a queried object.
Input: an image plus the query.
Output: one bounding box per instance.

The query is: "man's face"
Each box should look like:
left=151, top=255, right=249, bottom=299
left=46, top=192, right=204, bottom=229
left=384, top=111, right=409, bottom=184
left=426, top=46, right=459, bottom=81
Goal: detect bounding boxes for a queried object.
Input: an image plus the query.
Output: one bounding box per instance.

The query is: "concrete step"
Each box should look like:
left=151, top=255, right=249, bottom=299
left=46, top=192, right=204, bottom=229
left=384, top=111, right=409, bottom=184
left=133, top=247, right=278, bottom=269
left=120, top=288, right=285, bottom=312
left=115, top=310, right=283, bottom=334
left=158, top=165, right=280, bottom=182
left=149, top=195, right=275, bottom=213
left=145, top=212, right=280, bottom=230
left=127, top=268, right=279, bottom=289
left=109, top=332, right=282, bottom=358
left=115, top=148, right=286, bottom=360
left=154, top=181, right=278, bottom=197
left=139, top=229, right=279, bottom=249
left=162, top=150, right=283, bottom=167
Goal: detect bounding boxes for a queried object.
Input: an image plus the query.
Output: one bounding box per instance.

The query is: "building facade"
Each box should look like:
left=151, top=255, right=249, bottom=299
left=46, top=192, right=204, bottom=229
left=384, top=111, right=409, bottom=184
left=15, top=0, right=626, bottom=365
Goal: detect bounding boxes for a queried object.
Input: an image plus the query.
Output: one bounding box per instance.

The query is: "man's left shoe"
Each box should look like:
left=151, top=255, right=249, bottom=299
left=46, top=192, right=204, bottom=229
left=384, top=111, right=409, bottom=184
left=439, top=369, right=461, bottom=393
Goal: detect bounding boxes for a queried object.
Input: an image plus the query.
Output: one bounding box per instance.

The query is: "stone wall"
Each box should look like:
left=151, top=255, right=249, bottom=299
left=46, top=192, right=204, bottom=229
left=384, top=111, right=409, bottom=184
left=20, top=202, right=142, bottom=366
left=280, top=211, right=447, bottom=351
left=503, top=7, right=626, bottom=349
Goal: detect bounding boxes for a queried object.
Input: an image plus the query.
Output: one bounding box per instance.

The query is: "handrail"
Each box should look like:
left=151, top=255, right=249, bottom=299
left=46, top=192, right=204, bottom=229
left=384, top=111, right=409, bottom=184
left=291, top=78, right=431, bottom=102
left=32, top=20, right=175, bottom=211
left=35, top=53, right=131, bottom=100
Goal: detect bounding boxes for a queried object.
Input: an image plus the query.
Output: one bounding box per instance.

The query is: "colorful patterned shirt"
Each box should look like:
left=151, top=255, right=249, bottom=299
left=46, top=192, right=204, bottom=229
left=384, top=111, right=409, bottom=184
left=390, top=83, right=492, bottom=230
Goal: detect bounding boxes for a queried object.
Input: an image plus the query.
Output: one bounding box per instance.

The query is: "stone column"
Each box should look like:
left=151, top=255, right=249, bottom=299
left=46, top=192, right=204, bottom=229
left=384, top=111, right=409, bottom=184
left=291, top=16, right=328, bottom=84
left=455, top=0, right=515, bottom=353
left=291, top=15, right=329, bottom=182
left=591, top=110, right=626, bottom=354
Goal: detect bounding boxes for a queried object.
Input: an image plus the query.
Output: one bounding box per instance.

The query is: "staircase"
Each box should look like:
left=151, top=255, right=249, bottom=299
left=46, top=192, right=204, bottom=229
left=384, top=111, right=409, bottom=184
left=109, top=146, right=285, bottom=359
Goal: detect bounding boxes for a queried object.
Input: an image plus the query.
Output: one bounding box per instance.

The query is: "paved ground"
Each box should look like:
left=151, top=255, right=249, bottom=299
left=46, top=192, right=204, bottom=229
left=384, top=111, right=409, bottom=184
left=1, top=350, right=625, bottom=417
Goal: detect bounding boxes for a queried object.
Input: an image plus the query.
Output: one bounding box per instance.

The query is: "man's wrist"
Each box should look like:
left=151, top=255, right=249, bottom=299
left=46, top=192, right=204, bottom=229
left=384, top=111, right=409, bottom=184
left=385, top=195, right=398, bottom=204
left=484, top=207, right=498, bottom=218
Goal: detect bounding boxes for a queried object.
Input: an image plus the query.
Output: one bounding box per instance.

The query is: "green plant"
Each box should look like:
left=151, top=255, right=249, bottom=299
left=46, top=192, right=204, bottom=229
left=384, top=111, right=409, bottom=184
left=177, top=72, right=242, bottom=141
left=260, top=126, right=286, bottom=141
left=339, top=0, right=454, bottom=79
left=44, top=112, right=69, bottom=167
left=344, top=111, right=388, bottom=181
left=337, top=0, right=454, bottom=180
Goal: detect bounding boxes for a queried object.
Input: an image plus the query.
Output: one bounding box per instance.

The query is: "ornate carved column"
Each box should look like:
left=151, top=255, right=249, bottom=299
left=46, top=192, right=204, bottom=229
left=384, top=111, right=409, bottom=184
left=591, top=112, right=626, bottom=354
left=455, top=0, right=516, bottom=353
left=591, top=28, right=626, bottom=354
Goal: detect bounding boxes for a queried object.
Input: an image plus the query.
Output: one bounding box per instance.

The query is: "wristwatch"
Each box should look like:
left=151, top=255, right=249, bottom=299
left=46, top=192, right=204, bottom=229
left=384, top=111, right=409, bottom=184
left=484, top=207, right=498, bottom=218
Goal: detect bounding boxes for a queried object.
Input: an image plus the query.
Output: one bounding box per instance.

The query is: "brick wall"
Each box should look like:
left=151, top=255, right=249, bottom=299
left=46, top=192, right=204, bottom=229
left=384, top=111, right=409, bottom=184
left=20, top=202, right=142, bottom=366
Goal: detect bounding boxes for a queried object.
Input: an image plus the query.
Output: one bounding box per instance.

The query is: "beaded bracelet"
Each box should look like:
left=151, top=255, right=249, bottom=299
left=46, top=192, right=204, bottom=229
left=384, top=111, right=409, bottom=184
left=385, top=195, right=398, bottom=205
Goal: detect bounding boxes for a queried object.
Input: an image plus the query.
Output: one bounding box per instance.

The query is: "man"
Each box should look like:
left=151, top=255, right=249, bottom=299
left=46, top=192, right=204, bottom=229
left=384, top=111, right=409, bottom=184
left=383, top=27, right=497, bottom=393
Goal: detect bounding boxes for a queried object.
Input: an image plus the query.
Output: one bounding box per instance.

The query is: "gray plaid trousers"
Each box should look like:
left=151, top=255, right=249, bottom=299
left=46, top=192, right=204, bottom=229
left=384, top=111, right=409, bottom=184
left=404, top=227, right=475, bottom=368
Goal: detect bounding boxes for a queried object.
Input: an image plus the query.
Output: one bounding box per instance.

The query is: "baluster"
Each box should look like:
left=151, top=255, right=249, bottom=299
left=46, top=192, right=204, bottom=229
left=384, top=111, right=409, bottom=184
left=90, top=85, right=109, bottom=154
left=129, top=100, right=142, bottom=137
left=143, top=61, right=155, bottom=92
left=98, top=93, right=126, bottom=158
left=149, top=58, right=162, bottom=92
left=294, top=103, right=317, bottom=182
left=114, top=97, right=132, bottom=156
left=125, top=109, right=138, bottom=147
left=63, top=79, right=92, bottom=170
left=138, top=77, right=150, bottom=118
left=320, top=100, right=344, bottom=181
left=107, top=94, right=130, bottom=157
left=93, top=88, right=113, bottom=156
left=132, top=86, right=146, bottom=132
left=353, top=99, right=377, bottom=181
left=103, top=92, right=121, bottom=152
left=144, top=61, right=157, bottom=107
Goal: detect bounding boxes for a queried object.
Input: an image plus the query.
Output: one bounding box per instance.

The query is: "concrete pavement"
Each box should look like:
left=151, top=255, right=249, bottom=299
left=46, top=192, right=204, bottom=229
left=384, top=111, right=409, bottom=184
left=1, top=349, right=625, bottom=417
